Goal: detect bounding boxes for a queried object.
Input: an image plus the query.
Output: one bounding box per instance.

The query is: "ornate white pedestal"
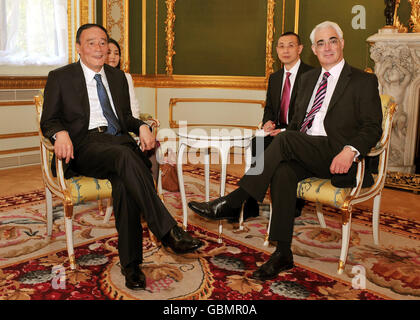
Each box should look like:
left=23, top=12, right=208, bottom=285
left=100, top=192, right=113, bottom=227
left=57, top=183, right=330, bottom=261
left=367, top=30, right=420, bottom=173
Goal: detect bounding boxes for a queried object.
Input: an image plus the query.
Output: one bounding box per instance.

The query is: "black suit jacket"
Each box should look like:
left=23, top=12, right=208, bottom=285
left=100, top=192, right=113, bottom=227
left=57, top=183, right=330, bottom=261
left=288, top=62, right=383, bottom=187
left=262, top=61, right=313, bottom=128
left=41, top=61, right=146, bottom=176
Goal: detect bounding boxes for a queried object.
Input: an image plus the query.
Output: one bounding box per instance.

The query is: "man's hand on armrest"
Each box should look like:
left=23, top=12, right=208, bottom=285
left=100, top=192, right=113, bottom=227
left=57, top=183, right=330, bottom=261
left=139, top=124, right=156, bottom=151
left=330, top=146, right=357, bottom=175
left=54, top=130, right=74, bottom=164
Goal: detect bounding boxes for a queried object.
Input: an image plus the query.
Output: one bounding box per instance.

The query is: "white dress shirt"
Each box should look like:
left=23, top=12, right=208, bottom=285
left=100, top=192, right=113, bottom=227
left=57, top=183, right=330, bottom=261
left=125, top=73, right=141, bottom=119
left=79, top=59, right=119, bottom=130
left=306, top=59, right=345, bottom=136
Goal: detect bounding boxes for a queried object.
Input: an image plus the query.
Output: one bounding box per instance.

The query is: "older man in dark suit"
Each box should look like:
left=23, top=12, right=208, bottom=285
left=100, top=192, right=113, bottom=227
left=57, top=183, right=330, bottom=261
left=241, top=32, right=313, bottom=221
left=41, top=24, right=202, bottom=290
left=188, top=21, right=382, bottom=281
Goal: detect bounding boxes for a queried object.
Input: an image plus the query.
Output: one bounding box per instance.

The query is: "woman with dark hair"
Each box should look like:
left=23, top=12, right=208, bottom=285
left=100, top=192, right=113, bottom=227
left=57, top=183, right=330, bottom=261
left=107, top=38, right=140, bottom=118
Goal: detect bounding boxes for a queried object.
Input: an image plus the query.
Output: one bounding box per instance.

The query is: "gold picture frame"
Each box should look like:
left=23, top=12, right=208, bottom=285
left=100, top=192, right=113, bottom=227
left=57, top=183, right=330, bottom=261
left=164, top=0, right=277, bottom=79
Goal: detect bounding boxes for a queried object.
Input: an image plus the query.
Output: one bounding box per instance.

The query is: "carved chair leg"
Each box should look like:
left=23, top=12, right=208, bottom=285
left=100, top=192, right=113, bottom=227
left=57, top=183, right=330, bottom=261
left=97, top=199, right=104, bottom=216
left=338, top=212, right=352, bottom=275
left=103, top=198, right=113, bottom=224
left=316, top=202, right=327, bottom=228
left=64, top=203, right=76, bottom=270
left=372, top=193, right=381, bottom=245
left=238, top=202, right=245, bottom=231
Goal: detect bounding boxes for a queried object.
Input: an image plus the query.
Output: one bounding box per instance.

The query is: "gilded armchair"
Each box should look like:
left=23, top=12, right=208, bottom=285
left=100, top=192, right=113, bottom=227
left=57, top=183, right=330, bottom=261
left=262, top=94, right=397, bottom=274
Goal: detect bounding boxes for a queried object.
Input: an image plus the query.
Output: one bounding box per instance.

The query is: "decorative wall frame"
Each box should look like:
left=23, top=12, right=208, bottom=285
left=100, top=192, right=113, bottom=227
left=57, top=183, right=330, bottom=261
left=102, top=0, right=130, bottom=72
left=164, top=0, right=276, bottom=79
left=68, top=0, right=97, bottom=63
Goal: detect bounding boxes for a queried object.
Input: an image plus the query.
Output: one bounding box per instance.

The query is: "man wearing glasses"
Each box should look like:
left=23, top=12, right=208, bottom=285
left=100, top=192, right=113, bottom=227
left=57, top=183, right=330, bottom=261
left=236, top=32, right=313, bottom=222
left=188, top=21, right=383, bottom=281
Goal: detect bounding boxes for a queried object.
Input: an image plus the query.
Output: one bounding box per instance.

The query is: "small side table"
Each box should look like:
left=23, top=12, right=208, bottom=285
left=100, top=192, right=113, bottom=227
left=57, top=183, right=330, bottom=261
left=176, top=126, right=255, bottom=243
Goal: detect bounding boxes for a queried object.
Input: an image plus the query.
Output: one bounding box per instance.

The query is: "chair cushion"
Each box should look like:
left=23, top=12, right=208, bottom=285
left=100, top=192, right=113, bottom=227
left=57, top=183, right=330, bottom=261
left=67, top=176, right=112, bottom=204
left=297, top=177, right=351, bottom=209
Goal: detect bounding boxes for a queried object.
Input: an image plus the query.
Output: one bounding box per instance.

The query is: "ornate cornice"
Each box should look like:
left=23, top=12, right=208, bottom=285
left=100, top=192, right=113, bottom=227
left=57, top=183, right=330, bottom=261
left=0, top=74, right=267, bottom=90
left=132, top=74, right=267, bottom=90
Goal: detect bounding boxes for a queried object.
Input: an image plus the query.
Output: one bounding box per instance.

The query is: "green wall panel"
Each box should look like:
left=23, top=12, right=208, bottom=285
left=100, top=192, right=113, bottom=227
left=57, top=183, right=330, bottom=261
left=129, top=0, right=142, bottom=74
left=126, top=0, right=415, bottom=76
left=172, top=0, right=267, bottom=76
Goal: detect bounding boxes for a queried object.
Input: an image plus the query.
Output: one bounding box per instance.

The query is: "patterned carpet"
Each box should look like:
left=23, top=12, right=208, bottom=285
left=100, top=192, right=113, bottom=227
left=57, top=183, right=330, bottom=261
left=0, top=165, right=419, bottom=300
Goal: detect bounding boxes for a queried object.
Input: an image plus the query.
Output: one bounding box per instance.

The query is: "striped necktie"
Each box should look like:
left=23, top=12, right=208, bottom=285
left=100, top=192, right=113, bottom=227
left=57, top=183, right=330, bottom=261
left=94, top=74, right=121, bottom=135
left=300, top=72, right=330, bottom=132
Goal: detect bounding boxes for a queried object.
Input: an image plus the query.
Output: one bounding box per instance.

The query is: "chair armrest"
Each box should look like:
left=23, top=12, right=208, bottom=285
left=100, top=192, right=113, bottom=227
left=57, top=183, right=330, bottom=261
left=40, top=135, right=54, bottom=151
left=367, top=142, right=386, bottom=157
left=39, top=132, right=70, bottom=198
left=140, top=113, right=160, bottom=128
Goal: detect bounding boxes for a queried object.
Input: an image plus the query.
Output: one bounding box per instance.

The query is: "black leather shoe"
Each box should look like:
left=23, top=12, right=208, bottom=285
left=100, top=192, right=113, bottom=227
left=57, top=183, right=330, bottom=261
left=188, top=197, right=241, bottom=221
left=161, top=225, right=203, bottom=254
left=228, top=197, right=259, bottom=223
left=252, top=250, right=294, bottom=281
left=121, top=262, right=146, bottom=290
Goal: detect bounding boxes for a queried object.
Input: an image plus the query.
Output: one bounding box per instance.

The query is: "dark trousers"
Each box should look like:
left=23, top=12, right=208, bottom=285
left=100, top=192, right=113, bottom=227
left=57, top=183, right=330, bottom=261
left=72, top=132, right=177, bottom=268
left=239, top=130, right=336, bottom=243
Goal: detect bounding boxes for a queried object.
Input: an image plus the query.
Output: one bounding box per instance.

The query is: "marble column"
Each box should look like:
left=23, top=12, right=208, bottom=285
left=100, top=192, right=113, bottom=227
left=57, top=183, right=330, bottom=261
left=367, top=30, right=420, bottom=173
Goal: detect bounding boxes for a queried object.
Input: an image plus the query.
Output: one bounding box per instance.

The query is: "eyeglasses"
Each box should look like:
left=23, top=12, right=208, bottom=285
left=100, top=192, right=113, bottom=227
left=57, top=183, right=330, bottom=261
left=277, top=43, right=299, bottom=50
left=315, top=38, right=340, bottom=49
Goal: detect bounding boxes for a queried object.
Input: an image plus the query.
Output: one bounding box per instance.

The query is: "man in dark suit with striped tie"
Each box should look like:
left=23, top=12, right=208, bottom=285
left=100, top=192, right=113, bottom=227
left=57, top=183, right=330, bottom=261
left=41, top=24, right=202, bottom=290
left=188, top=21, right=382, bottom=281
left=240, top=32, right=313, bottom=222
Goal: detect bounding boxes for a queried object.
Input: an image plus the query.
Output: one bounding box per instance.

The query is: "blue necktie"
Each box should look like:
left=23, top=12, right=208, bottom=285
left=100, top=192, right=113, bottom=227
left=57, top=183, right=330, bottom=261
left=300, top=72, right=331, bottom=132
left=94, top=74, right=121, bottom=135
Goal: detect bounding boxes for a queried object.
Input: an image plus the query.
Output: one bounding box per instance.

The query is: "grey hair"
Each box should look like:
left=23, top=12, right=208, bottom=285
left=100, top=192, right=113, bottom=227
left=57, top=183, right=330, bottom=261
left=309, top=21, right=343, bottom=44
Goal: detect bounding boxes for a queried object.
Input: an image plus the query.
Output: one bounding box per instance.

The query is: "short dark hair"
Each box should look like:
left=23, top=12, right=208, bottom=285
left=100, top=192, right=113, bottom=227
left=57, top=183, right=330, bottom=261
left=76, top=23, right=109, bottom=44
left=279, top=32, right=301, bottom=45
left=108, top=38, right=122, bottom=69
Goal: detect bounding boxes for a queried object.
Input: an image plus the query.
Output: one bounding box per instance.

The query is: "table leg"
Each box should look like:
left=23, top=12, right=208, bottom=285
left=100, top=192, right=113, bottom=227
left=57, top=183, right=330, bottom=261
left=220, top=143, right=230, bottom=197
left=177, top=143, right=188, bottom=230
left=217, top=143, right=231, bottom=243
left=238, top=143, right=252, bottom=231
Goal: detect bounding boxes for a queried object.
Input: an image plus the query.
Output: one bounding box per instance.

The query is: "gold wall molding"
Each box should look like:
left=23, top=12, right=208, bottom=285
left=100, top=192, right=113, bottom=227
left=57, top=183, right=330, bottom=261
left=103, top=0, right=130, bottom=72
left=0, top=147, right=39, bottom=156
left=142, top=0, right=147, bottom=75
left=0, top=132, right=38, bottom=140
left=0, top=74, right=267, bottom=90
left=294, top=0, right=300, bottom=33
left=0, top=101, right=35, bottom=107
left=0, top=77, right=46, bottom=89
left=409, top=0, right=420, bottom=32
left=165, top=0, right=176, bottom=76
left=132, top=74, right=267, bottom=90
left=265, top=0, right=276, bottom=77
